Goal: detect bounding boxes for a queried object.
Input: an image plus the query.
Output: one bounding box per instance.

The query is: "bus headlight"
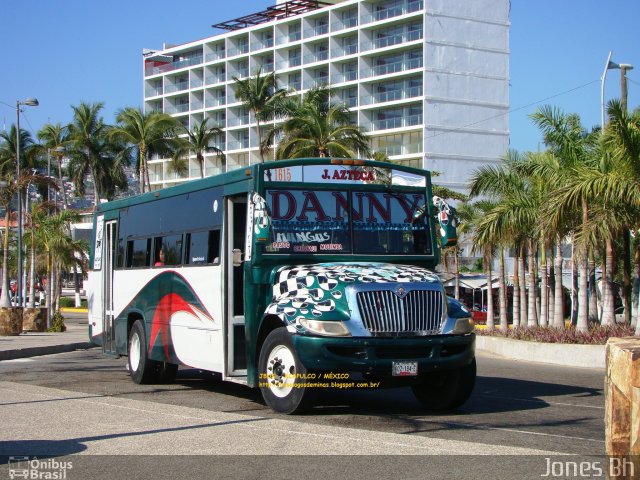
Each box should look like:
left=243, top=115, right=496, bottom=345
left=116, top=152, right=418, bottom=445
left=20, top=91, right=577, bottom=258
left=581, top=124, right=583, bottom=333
left=297, top=318, right=351, bottom=337
left=452, top=318, right=474, bottom=334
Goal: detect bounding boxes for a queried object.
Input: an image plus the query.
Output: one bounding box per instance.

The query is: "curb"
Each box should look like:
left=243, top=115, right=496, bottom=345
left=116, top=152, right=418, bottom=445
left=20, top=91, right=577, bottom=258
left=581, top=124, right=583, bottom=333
left=0, top=342, right=95, bottom=361
left=476, top=335, right=606, bottom=369
left=60, top=308, right=88, bottom=313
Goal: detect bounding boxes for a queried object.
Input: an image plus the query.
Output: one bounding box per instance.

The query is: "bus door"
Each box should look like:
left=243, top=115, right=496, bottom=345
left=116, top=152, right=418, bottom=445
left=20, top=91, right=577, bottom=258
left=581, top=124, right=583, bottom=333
left=226, top=196, right=247, bottom=376
left=102, top=220, right=117, bottom=355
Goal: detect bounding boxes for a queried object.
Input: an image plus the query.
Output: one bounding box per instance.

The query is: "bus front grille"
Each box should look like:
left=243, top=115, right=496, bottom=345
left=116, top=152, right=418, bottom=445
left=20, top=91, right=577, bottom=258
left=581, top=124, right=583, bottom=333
left=356, top=290, right=444, bottom=335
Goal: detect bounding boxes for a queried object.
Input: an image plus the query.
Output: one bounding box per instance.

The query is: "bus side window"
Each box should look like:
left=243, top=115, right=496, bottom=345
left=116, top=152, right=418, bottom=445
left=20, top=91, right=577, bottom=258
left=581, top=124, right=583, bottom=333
left=125, top=241, right=134, bottom=268
left=162, top=234, right=183, bottom=266
left=184, top=230, right=220, bottom=265
left=208, top=230, right=220, bottom=264
left=127, top=238, right=151, bottom=268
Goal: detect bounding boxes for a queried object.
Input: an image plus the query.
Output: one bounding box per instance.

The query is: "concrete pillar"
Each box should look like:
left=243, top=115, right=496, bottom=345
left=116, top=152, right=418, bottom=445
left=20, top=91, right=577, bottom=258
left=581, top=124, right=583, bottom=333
left=605, top=337, right=640, bottom=479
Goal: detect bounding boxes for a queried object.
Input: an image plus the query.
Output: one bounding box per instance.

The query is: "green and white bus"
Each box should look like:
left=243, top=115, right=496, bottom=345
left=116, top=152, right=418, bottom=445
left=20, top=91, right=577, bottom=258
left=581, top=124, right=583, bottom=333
left=87, top=158, right=475, bottom=413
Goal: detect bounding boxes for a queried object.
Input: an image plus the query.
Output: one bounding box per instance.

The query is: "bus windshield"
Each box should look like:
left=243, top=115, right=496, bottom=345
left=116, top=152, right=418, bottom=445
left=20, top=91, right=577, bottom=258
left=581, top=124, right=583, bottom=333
left=262, top=188, right=432, bottom=255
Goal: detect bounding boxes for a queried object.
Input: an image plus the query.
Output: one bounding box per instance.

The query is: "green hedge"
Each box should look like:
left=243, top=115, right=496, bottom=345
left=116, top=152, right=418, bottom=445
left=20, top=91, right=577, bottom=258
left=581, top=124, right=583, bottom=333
left=59, top=297, right=88, bottom=308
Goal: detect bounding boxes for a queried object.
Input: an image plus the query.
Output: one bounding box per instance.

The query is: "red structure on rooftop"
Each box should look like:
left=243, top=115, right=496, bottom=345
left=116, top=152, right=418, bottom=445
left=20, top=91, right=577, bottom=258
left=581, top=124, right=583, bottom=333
left=212, top=0, right=332, bottom=31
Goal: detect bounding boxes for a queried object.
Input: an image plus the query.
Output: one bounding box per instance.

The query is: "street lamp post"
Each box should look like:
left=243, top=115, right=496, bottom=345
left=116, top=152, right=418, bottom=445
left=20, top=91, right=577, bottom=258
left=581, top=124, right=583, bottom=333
left=15, top=98, right=38, bottom=308
left=601, top=52, right=620, bottom=127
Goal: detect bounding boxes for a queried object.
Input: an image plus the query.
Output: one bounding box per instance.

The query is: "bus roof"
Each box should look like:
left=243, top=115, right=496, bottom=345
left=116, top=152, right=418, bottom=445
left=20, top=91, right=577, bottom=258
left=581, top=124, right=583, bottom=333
left=94, top=158, right=432, bottom=214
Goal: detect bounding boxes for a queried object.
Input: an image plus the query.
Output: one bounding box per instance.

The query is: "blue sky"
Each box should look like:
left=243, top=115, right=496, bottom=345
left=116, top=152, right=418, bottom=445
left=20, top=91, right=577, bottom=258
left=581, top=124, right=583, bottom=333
left=1, top=0, right=638, bottom=153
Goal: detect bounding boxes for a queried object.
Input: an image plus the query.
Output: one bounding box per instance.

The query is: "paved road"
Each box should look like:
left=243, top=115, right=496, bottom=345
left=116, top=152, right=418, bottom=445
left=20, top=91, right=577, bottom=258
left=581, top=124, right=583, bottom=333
left=0, top=313, right=608, bottom=478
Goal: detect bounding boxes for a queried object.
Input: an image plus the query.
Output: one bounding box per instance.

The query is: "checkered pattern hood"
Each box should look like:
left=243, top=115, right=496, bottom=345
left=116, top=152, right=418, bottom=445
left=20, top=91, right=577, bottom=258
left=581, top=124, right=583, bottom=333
left=264, top=262, right=441, bottom=324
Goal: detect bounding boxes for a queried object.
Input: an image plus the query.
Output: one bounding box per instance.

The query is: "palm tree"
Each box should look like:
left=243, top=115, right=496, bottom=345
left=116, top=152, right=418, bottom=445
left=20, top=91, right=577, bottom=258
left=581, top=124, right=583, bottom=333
left=601, top=100, right=640, bottom=329
left=109, top=107, right=179, bottom=193
left=0, top=173, right=34, bottom=307
left=469, top=151, right=536, bottom=331
left=31, top=205, right=84, bottom=316
left=530, top=106, right=597, bottom=332
left=0, top=125, right=37, bottom=175
left=67, top=102, right=109, bottom=206
left=518, top=150, right=575, bottom=329
left=266, top=86, right=371, bottom=159
left=171, top=118, right=224, bottom=179
left=472, top=201, right=498, bottom=331
left=233, top=68, right=287, bottom=162
left=37, top=123, right=70, bottom=209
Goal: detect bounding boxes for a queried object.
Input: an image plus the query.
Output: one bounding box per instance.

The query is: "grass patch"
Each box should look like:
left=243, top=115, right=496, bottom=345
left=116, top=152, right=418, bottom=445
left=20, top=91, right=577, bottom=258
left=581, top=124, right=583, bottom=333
left=476, top=323, right=636, bottom=345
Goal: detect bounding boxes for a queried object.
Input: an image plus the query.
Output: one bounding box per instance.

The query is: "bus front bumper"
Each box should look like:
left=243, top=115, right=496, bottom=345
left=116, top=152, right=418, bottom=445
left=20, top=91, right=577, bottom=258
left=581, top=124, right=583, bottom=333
left=291, top=333, right=475, bottom=376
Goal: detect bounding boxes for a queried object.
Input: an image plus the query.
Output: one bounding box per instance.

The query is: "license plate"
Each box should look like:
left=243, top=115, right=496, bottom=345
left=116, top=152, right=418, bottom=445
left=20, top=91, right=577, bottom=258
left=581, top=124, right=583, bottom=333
left=392, top=361, right=418, bottom=376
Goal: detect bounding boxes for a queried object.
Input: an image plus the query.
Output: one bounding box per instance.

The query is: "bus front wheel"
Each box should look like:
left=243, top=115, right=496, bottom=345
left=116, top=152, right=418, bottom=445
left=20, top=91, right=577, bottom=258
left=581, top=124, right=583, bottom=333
left=411, top=358, right=476, bottom=410
left=258, top=327, right=317, bottom=414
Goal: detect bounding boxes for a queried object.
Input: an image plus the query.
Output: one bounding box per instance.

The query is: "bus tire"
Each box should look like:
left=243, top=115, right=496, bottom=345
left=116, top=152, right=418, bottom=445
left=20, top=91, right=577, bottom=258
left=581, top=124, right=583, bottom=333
left=258, top=327, right=317, bottom=414
left=128, top=320, right=158, bottom=384
left=411, top=358, right=476, bottom=410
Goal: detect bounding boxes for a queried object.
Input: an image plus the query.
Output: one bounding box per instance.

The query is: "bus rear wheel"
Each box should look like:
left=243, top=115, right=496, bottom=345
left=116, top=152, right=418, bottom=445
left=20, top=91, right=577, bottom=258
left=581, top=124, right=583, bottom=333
left=128, top=320, right=158, bottom=384
left=258, top=327, right=317, bottom=414
left=128, top=320, right=178, bottom=384
left=411, top=358, right=476, bottom=410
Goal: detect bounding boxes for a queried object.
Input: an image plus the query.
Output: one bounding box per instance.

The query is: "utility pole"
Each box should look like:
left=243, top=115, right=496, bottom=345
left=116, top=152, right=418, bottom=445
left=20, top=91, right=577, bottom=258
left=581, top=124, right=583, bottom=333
left=620, top=63, right=634, bottom=324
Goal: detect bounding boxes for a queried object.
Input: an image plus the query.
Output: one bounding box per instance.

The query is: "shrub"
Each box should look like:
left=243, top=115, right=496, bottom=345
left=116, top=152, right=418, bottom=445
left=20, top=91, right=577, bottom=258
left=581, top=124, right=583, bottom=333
left=59, top=297, right=74, bottom=308
left=476, top=323, right=636, bottom=345
left=59, top=297, right=88, bottom=308
left=46, top=310, right=66, bottom=333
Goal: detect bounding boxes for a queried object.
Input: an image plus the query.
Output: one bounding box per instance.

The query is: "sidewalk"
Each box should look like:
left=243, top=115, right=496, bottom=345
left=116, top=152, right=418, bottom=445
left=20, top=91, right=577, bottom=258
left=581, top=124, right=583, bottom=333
left=0, top=320, right=94, bottom=361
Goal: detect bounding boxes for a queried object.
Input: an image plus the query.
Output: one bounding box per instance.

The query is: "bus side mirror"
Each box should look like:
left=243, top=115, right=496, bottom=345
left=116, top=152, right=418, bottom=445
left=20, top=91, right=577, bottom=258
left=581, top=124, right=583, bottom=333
left=439, top=205, right=458, bottom=247
left=251, top=192, right=271, bottom=244
left=433, top=196, right=458, bottom=248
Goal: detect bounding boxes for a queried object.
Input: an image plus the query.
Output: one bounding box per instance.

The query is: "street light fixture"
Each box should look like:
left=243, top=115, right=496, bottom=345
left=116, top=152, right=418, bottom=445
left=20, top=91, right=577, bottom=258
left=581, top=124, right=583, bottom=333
left=15, top=97, right=39, bottom=308
left=601, top=52, right=620, bottom=127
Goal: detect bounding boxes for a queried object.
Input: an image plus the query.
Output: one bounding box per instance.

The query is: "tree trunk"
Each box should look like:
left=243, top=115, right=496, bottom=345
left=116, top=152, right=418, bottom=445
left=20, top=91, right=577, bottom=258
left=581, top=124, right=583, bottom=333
left=90, top=164, right=101, bottom=207
left=485, top=250, right=495, bottom=331
left=548, top=261, right=555, bottom=327
left=256, top=117, right=265, bottom=163
left=196, top=152, right=204, bottom=179
left=588, top=253, right=598, bottom=322
left=602, top=236, right=616, bottom=326
left=56, top=155, right=69, bottom=209
left=577, top=201, right=589, bottom=332
left=0, top=212, right=11, bottom=308
left=28, top=239, right=35, bottom=309
left=527, top=239, right=537, bottom=327
left=499, top=247, right=508, bottom=333
left=577, top=253, right=590, bottom=333
left=47, top=252, right=53, bottom=328
left=540, top=238, right=548, bottom=327
left=519, top=251, right=527, bottom=327
left=633, top=235, right=639, bottom=330
left=512, top=246, right=520, bottom=329
left=623, top=230, right=632, bottom=324
left=138, top=151, right=145, bottom=194
left=571, top=241, right=579, bottom=324
left=74, top=265, right=81, bottom=307
left=553, top=239, right=565, bottom=328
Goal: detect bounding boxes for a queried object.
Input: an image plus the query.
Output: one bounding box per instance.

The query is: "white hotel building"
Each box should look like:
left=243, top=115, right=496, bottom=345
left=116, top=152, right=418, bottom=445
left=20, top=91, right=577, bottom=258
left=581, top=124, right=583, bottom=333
left=142, top=0, right=509, bottom=191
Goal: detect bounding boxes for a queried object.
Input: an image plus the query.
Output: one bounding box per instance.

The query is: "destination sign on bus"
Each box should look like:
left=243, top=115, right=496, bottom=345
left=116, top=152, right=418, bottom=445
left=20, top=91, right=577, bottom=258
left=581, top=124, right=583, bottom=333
left=264, top=165, right=426, bottom=186
left=263, top=189, right=432, bottom=255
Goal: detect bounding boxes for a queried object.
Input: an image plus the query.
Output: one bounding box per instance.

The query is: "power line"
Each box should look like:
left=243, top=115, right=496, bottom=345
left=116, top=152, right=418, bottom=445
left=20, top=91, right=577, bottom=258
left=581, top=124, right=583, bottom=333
left=425, top=79, right=601, bottom=140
